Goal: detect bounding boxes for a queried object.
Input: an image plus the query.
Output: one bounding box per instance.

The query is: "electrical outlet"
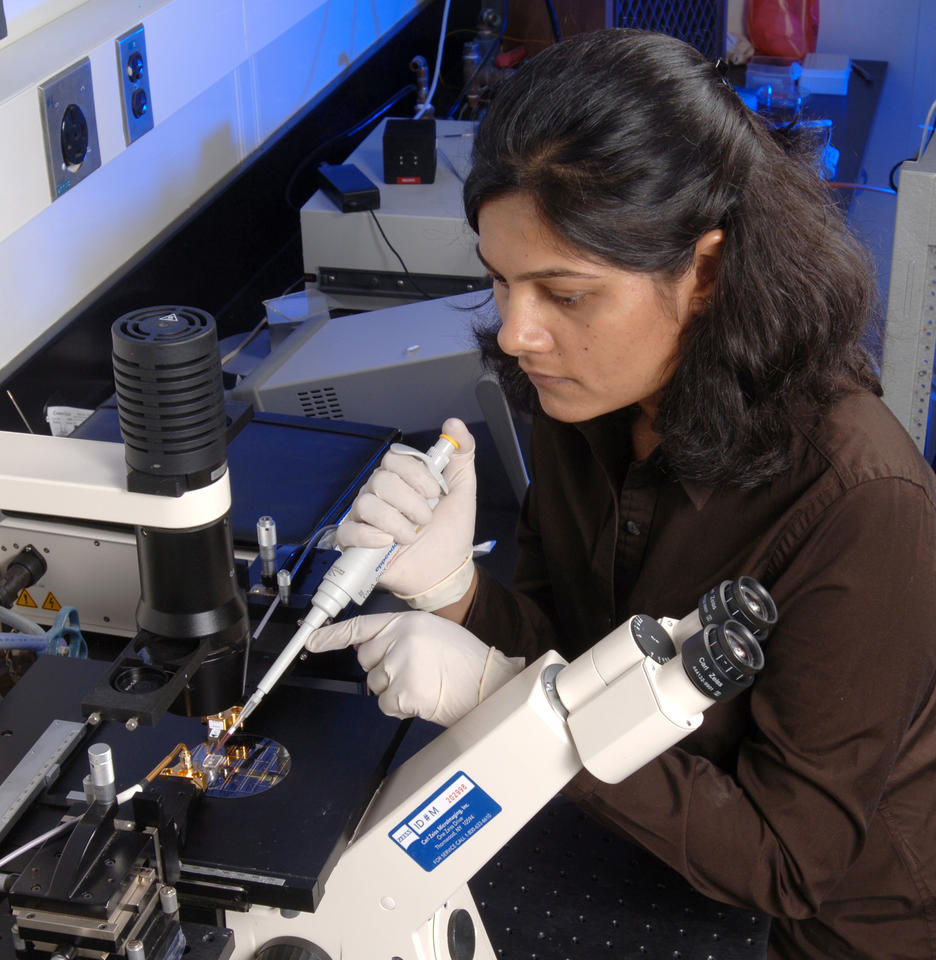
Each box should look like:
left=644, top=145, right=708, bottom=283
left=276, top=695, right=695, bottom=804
left=38, top=58, right=101, bottom=200
left=117, top=24, right=154, bottom=145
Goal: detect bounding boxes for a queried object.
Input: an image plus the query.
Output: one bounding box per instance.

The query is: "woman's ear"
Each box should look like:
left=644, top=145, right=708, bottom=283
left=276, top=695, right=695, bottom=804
left=690, top=228, right=724, bottom=310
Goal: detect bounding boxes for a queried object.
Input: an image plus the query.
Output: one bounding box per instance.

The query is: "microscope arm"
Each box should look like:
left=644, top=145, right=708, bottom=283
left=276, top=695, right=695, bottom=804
left=0, top=431, right=230, bottom=529
left=554, top=613, right=718, bottom=783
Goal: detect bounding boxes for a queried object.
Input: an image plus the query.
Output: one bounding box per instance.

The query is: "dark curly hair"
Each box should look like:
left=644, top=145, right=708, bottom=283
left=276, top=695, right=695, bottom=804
left=463, top=29, right=881, bottom=487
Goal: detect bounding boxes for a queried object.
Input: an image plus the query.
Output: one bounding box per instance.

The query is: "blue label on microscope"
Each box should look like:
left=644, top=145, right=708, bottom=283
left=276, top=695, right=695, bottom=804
left=389, top=771, right=501, bottom=872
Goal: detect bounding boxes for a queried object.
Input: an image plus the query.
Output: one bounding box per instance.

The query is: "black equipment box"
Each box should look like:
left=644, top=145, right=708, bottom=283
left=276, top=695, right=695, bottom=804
left=382, top=118, right=436, bottom=184
left=317, top=163, right=380, bottom=213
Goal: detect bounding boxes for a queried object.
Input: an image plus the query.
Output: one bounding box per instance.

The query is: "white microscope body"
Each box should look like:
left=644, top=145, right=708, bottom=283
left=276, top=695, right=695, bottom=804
left=225, top=581, right=773, bottom=960
left=0, top=417, right=774, bottom=960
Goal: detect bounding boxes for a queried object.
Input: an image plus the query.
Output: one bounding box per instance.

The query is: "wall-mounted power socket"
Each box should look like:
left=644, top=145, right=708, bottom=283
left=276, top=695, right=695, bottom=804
left=38, top=58, right=101, bottom=200
left=117, top=24, right=154, bottom=145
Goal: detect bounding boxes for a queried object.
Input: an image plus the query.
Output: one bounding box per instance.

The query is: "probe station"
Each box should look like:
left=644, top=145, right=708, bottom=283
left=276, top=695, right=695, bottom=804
left=0, top=308, right=777, bottom=960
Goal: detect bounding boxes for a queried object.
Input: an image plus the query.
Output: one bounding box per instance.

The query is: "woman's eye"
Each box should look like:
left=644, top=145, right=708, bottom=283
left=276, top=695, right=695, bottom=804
left=548, top=291, right=585, bottom=307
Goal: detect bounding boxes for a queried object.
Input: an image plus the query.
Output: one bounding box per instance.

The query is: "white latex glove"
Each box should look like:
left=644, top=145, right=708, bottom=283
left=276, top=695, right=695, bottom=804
left=305, top=611, right=525, bottom=726
left=336, top=418, right=477, bottom=611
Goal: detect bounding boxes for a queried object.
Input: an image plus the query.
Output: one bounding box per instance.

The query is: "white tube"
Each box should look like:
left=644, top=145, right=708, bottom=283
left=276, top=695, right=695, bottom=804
left=415, top=0, right=453, bottom=118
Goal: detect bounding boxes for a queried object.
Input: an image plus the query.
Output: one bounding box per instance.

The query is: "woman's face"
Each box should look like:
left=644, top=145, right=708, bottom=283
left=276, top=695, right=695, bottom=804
left=477, top=193, right=714, bottom=424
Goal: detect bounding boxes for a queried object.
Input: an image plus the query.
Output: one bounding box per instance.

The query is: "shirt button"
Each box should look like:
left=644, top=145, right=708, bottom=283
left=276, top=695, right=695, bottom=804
left=625, top=520, right=642, bottom=536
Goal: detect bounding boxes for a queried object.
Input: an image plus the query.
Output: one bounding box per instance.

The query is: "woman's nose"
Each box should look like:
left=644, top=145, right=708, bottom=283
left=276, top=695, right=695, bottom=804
left=495, top=290, right=553, bottom=356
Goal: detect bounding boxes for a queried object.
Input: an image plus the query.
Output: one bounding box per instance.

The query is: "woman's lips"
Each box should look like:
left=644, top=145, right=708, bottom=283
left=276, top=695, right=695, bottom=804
left=523, top=369, right=569, bottom=388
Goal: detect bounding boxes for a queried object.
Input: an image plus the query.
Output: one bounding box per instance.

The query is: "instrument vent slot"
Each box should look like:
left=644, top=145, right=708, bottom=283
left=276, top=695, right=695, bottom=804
left=298, top=386, right=343, bottom=419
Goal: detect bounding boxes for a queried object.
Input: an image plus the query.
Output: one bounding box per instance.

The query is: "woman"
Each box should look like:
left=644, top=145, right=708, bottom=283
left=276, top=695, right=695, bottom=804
left=307, top=29, right=936, bottom=959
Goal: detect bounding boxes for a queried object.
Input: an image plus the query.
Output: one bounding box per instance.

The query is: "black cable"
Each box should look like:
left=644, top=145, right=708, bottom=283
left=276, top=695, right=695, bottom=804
left=543, top=0, right=561, bottom=41
left=889, top=158, right=910, bottom=193
left=284, top=84, right=416, bottom=211
left=367, top=210, right=433, bottom=299
left=889, top=110, right=935, bottom=193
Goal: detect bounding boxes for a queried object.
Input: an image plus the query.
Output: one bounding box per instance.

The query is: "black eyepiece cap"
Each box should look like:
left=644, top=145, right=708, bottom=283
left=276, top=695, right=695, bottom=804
left=682, top=619, right=765, bottom=702
left=699, top=577, right=777, bottom=641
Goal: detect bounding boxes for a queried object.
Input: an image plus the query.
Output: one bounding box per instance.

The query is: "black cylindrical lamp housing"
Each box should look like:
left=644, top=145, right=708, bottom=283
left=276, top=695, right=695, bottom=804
left=112, top=306, right=228, bottom=495
left=110, top=306, right=247, bottom=717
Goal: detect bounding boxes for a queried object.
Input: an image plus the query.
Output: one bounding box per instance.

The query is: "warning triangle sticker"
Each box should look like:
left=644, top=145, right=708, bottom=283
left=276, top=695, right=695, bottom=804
left=42, top=592, right=61, bottom=611
left=16, top=588, right=38, bottom=608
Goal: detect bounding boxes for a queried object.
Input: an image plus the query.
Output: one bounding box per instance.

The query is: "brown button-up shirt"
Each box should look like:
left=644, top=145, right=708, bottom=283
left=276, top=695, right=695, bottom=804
left=466, top=389, right=936, bottom=959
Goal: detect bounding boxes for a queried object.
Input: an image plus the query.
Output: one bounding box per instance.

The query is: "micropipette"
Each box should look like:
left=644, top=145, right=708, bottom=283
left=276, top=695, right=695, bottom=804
left=215, top=432, right=459, bottom=748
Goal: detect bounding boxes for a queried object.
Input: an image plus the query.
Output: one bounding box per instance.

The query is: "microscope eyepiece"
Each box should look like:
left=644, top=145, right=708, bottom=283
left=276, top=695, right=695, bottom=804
left=699, top=577, right=777, bottom=641
left=721, top=621, right=764, bottom=674
left=681, top=619, right=764, bottom=702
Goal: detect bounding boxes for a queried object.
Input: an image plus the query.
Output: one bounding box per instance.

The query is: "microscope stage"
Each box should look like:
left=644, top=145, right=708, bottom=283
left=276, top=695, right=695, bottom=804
left=0, top=655, right=406, bottom=914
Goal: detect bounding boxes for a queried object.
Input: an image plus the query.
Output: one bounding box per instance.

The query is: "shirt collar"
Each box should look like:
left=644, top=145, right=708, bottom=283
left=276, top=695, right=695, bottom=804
left=679, top=476, right=715, bottom=510
left=569, top=408, right=716, bottom=509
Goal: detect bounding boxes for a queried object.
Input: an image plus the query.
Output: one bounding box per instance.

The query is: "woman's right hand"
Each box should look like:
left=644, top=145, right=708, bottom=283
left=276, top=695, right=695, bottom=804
left=304, top=610, right=524, bottom=726
left=335, top=418, right=478, bottom=611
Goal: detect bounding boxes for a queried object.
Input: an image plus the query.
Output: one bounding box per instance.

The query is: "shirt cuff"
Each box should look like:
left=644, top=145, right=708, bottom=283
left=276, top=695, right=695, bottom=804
left=479, top=646, right=526, bottom=701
